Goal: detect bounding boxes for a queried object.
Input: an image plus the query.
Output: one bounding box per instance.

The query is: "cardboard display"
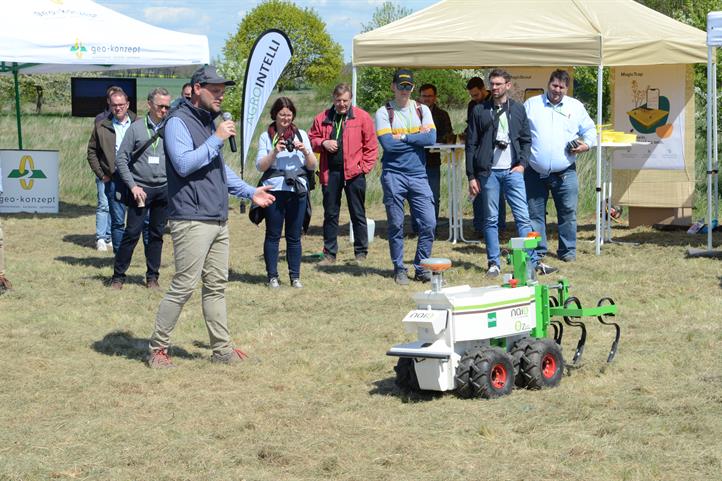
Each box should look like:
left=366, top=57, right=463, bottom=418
left=0, top=150, right=59, bottom=214
left=610, top=65, right=695, bottom=224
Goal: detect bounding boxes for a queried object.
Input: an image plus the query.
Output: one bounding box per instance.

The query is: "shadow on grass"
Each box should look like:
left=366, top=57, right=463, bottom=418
left=369, top=377, right=442, bottom=403
left=56, top=255, right=113, bottom=269
left=314, top=262, right=390, bottom=278
left=91, top=330, right=203, bottom=362
left=607, top=231, right=718, bottom=248
left=62, top=233, right=97, bottom=249
left=228, top=269, right=269, bottom=284
left=88, top=273, right=145, bottom=286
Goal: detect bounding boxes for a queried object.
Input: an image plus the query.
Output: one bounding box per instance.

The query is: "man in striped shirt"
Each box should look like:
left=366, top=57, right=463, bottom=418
left=374, top=69, right=437, bottom=285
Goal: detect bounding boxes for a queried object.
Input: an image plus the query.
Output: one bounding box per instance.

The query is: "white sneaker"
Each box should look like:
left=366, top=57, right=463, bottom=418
left=486, top=264, right=501, bottom=278
left=107, top=241, right=113, bottom=250
left=96, top=239, right=108, bottom=252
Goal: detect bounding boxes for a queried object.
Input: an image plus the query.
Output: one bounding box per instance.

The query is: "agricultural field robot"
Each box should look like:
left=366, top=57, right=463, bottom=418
left=387, top=234, right=621, bottom=399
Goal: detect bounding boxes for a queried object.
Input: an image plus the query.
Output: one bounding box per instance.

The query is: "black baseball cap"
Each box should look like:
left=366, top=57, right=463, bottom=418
left=393, top=69, right=414, bottom=86
left=190, top=65, right=235, bottom=86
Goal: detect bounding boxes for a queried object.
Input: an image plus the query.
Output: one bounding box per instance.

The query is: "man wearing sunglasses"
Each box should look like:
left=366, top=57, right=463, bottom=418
left=375, top=69, right=437, bottom=285
left=110, top=88, right=172, bottom=290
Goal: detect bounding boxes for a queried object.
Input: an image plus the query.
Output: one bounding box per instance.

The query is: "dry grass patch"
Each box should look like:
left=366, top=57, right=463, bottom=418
left=2, top=202, right=722, bottom=480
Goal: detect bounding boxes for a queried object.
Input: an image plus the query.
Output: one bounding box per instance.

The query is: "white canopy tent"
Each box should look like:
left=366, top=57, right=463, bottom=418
left=351, top=0, right=707, bottom=255
left=1, top=0, right=210, bottom=147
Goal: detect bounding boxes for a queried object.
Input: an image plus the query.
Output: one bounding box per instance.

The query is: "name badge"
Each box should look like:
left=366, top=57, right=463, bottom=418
left=148, top=156, right=160, bottom=165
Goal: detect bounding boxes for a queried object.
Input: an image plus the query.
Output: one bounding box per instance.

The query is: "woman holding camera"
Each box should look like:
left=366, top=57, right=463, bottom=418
left=256, top=97, right=317, bottom=289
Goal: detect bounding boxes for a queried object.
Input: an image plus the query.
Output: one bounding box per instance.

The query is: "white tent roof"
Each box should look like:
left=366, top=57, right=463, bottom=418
left=352, top=0, right=707, bottom=67
left=1, top=0, right=209, bottom=73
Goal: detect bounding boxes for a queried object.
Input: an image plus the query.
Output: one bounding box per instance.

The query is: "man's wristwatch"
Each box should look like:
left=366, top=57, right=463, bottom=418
left=400, top=134, right=407, bottom=142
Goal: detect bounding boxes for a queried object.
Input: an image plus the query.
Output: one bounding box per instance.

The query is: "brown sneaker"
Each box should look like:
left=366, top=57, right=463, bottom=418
left=148, top=348, right=175, bottom=369
left=110, top=279, right=123, bottom=290
left=318, top=254, right=336, bottom=266
left=146, top=279, right=160, bottom=290
left=210, top=348, right=249, bottom=364
left=0, top=275, right=12, bottom=293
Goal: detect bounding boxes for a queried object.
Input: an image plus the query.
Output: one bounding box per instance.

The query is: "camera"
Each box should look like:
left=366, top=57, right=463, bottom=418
left=284, top=139, right=295, bottom=153
left=565, top=139, right=580, bottom=154
left=494, top=140, right=509, bottom=150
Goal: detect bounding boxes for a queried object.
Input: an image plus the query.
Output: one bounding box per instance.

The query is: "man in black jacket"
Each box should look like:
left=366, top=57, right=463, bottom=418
left=466, top=69, right=556, bottom=277
left=418, top=83, right=453, bottom=227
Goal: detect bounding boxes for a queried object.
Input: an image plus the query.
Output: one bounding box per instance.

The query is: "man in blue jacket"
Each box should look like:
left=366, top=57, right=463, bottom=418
left=375, top=69, right=437, bottom=285
left=147, top=66, right=275, bottom=369
left=466, top=69, right=557, bottom=278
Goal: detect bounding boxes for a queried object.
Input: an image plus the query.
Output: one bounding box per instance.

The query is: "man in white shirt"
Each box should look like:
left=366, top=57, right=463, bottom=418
left=524, top=69, right=596, bottom=263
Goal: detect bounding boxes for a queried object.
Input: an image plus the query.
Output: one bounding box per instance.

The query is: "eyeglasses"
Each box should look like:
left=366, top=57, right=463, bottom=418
left=154, top=104, right=171, bottom=110
left=396, top=83, right=414, bottom=91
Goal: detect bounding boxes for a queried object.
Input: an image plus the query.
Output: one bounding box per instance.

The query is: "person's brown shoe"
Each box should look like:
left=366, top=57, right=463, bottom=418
left=318, top=254, right=336, bottom=266
left=146, top=279, right=161, bottom=290
left=110, top=279, right=123, bottom=290
left=210, top=348, right=249, bottom=365
left=0, top=275, right=12, bottom=293
left=148, top=348, right=175, bottom=369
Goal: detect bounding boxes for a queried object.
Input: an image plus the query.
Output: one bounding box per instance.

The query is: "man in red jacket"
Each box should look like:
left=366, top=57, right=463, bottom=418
left=309, top=83, right=378, bottom=264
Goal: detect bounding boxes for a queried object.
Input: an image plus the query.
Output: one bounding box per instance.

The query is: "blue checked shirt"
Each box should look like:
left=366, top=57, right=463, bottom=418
left=524, top=93, right=596, bottom=177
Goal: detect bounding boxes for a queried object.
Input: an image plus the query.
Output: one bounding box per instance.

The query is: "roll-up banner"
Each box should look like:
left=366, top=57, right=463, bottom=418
left=241, top=29, right=293, bottom=177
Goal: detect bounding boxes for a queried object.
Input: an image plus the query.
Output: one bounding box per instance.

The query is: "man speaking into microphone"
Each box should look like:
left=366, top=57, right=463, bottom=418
left=147, top=65, right=275, bottom=369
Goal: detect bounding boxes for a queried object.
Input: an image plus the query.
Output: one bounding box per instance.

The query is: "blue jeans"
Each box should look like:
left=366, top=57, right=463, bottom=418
left=412, top=164, right=440, bottom=233
left=95, top=177, right=111, bottom=243
left=102, top=175, right=127, bottom=253
left=263, top=190, right=306, bottom=280
left=473, top=186, right=506, bottom=232
left=479, top=169, right=538, bottom=267
left=381, top=170, right=436, bottom=274
left=525, top=166, right=578, bottom=260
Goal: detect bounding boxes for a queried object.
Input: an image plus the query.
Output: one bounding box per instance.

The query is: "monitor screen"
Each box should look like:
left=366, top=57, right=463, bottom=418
left=71, top=77, right=137, bottom=118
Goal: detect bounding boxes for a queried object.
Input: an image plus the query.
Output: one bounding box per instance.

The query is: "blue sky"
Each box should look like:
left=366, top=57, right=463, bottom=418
left=95, top=0, right=438, bottom=63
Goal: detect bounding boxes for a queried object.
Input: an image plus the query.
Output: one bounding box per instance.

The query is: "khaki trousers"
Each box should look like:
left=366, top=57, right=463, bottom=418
left=0, top=220, right=5, bottom=276
left=150, top=219, right=233, bottom=355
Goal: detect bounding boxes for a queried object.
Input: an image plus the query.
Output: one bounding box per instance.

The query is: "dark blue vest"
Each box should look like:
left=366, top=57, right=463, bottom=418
left=165, top=101, right=229, bottom=221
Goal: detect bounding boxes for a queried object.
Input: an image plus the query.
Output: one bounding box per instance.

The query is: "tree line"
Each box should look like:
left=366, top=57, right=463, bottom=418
left=3, top=0, right=720, bottom=120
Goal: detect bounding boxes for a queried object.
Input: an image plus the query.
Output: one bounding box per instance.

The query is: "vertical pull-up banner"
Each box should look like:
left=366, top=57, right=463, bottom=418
left=241, top=29, right=293, bottom=174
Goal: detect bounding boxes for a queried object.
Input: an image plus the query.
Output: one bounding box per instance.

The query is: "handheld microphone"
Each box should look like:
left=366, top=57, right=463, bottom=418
left=222, top=112, right=237, bottom=152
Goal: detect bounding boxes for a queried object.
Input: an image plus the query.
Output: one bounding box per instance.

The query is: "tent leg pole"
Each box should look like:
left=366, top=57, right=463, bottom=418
left=708, top=47, right=715, bottom=252
left=714, top=59, right=719, bottom=234
left=595, top=64, right=603, bottom=255
left=352, top=66, right=357, bottom=107
left=13, top=64, right=23, bottom=150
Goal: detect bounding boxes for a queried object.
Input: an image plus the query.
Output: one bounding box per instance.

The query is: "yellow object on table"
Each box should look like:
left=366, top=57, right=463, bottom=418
left=627, top=107, right=668, bottom=129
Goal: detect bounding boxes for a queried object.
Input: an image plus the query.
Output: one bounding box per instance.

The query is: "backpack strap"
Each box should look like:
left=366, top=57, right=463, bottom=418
left=385, top=101, right=423, bottom=130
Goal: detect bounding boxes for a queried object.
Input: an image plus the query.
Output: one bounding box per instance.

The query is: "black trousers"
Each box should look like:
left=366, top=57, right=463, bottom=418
left=113, top=185, right=168, bottom=282
left=322, top=171, right=367, bottom=257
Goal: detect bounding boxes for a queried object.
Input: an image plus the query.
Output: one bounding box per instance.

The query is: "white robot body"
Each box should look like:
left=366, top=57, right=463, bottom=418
left=388, top=284, right=537, bottom=392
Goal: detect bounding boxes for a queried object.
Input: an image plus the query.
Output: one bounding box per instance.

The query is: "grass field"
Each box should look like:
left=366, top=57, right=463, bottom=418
left=1, top=202, right=722, bottom=480
left=2, top=86, right=722, bottom=480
